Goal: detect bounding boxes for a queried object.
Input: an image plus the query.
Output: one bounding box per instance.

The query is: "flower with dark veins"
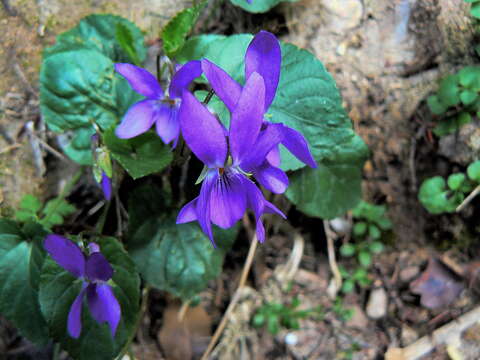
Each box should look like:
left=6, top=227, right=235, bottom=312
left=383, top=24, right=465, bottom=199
left=114, top=60, right=202, bottom=146
left=202, top=31, right=317, bottom=171
left=177, top=72, right=286, bottom=246
left=44, top=234, right=121, bottom=338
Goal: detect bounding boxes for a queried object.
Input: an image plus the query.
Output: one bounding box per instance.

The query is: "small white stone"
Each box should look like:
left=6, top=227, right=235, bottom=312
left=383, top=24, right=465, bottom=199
left=366, top=288, right=388, bottom=319
left=285, top=333, right=298, bottom=346
left=329, top=217, right=351, bottom=235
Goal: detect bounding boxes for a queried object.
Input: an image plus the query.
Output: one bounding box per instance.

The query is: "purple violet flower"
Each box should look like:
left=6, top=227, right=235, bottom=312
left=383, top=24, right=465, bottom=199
left=44, top=235, right=121, bottom=339
left=177, top=72, right=286, bottom=245
left=201, top=31, right=317, bottom=171
left=114, top=60, right=202, bottom=146
left=100, top=171, right=112, bottom=201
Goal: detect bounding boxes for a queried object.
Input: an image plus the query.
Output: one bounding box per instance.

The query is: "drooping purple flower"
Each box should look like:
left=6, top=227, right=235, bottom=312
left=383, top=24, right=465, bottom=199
left=177, top=72, right=286, bottom=245
left=201, top=31, right=317, bottom=171
left=100, top=171, right=112, bottom=201
left=114, top=61, right=202, bottom=146
left=44, top=235, right=120, bottom=339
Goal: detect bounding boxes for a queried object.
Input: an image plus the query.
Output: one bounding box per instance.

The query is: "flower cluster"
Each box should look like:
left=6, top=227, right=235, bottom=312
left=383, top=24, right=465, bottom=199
left=116, top=31, right=316, bottom=245
left=44, top=235, right=120, bottom=338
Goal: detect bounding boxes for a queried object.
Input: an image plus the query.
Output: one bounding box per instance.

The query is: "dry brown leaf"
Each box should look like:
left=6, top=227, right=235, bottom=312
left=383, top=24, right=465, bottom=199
left=158, top=303, right=211, bottom=360
left=410, top=258, right=464, bottom=309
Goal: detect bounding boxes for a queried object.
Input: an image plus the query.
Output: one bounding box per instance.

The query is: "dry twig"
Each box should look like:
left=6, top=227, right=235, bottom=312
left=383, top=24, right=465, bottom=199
left=385, top=306, right=480, bottom=360
left=456, top=185, right=480, bottom=212
left=324, top=220, right=342, bottom=298
left=200, top=216, right=259, bottom=360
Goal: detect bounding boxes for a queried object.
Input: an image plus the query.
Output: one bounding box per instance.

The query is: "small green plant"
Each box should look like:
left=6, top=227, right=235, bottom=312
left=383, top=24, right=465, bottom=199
left=340, top=240, right=384, bottom=268
left=419, top=160, right=480, bottom=214
left=14, top=194, right=76, bottom=230
left=427, top=66, right=480, bottom=136
left=350, top=201, right=392, bottom=241
left=338, top=342, right=362, bottom=360
left=339, top=266, right=371, bottom=293
left=337, top=201, right=389, bottom=293
left=252, top=297, right=323, bottom=335
left=332, top=297, right=355, bottom=322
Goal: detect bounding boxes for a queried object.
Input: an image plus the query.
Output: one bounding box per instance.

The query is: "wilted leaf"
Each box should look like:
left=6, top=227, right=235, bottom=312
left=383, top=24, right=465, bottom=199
left=410, top=258, right=464, bottom=309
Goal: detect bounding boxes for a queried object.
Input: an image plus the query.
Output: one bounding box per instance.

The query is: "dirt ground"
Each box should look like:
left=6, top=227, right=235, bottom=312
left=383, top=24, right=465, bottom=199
left=1, top=0, right=480, bottom=359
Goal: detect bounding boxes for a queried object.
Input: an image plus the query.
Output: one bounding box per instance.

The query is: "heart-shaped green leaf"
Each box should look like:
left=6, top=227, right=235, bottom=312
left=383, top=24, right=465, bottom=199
left=103, top=130, right=173, bottom=179
left=0, top=220, right=49, bottom=345
left=229, top=0, right=298, bottom=13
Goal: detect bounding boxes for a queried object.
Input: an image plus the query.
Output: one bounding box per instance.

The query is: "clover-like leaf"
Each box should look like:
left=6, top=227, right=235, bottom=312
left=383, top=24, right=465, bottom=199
left=447, top=173, right=466, bottom=191
left=418, top=176, right=458, bottom=214
left=39, top=236, right=140, bottom=360
left=433, top=112, right=471, bottom=137
left=460, top=90, right=478, bottom=105
left=459, top=66, right=480, bottom=89
left=358, top=251, right=372, bottom=267
left=437, top=74, right=460, bottom=107
left=427, top=95, right=447, bottom=115
left=353, top=221, right=368, bottom=237
left=340, top=243, right=356, bottom=257
left=467, top=160, right=480, bottom=182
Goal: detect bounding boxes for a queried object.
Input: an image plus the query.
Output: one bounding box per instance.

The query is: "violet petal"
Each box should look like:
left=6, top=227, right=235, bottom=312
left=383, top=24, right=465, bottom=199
left=155, top=104, right=180, bottom=145
left=67, top=285, right=87, bottom=339
left=169, top=60, right=202, bottom=99
left=280, top=125, right=317, bottom=168
left=115, top=63, right=163, bottom=99
left=230, top=72, right=265, bottom=165
left=177, top=198, right=198, bottom=223
left=253, top=163, right=289, bottom=194
left=242, top=177, right=285, bottom=243
left=101, top=172, right=112, bottom=201
left=85, top=252, right=113, bottom=282
left=179, top=90, right=227, bottom=168
left=44, top=234, right=85, bottom=278
left=245, top=31, right=281, bottom=110
left=209, top=171, right=247, bottom=229
left=201, top=59, right=242, bottom=112
left=266, top=146, right=281, bottom=167
left=115, top=100, right=157, bottom=139
left=240, top=123, right=284, bottom=172
left=196, top=171, right=217, bottom=246
left=87, top=283, right=121, bottom=337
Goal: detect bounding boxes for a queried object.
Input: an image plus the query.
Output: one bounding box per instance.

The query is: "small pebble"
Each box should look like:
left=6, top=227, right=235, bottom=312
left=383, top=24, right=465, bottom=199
left=285, top=333, right=298, bottom=346
left=366, top=288, right=388, bottom=319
